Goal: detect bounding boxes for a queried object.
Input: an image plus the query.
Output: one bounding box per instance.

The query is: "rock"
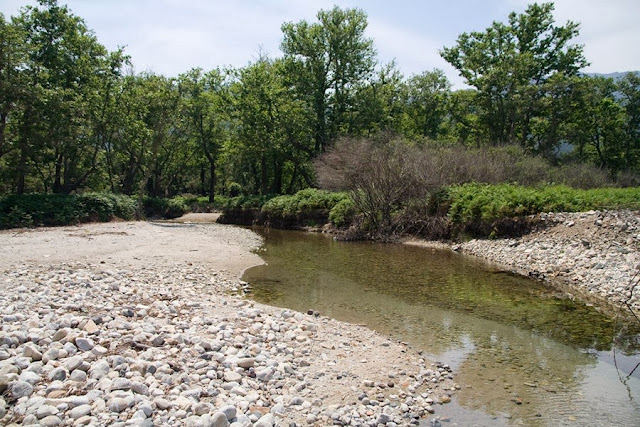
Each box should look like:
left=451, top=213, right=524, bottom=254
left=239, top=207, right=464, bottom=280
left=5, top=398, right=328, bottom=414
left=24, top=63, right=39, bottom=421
left=210, top=411, right=230, bottom=427
left=75, top=337, right=94, bottom=351
left=224, top=371, right=242, bottom=383
left=19, top=370, right=41, bottom=385
left=11, top=380, right=34, bottom=398
left=254, top=413, right=275, bottom=427
left=69, top=404, right=92, bottom=420
left=39, top=415, right=63, bottom=426
left=83, top=319, right=99, bottom=334
left=36, top=404, right=58, bottom=419
left=64, top=356, right=83, bottom=371
left=220, top=405, right=237, bottom=421
left=0, top=375, right=9, bottom=393
left=236, top=358, right=255, bottom=369
left=48, top=367, right=67, bottom=382
left=108, top=396, right=134, bottom=413
left=154, top=397, right=172, bottom=410
left=89, top=360, right=110, bottom=380
left=23, top=344, right=43, bottom=361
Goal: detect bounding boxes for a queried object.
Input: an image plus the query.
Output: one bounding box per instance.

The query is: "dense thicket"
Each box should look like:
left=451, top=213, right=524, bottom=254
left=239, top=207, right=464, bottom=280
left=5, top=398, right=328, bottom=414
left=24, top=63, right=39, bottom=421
left=1, top=1, right=638, bottom=220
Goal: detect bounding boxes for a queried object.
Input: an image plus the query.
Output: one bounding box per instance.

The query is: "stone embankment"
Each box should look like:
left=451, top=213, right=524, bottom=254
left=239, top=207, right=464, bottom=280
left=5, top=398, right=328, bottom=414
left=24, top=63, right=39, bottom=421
left=459, top=210, right=640, bottom=313
left=0, top=222, right=457, bottom=426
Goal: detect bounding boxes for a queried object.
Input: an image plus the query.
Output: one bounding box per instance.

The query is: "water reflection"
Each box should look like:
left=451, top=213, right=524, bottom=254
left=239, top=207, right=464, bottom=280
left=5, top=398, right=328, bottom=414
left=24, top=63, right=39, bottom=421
left=243, top=228, right=640, bottom=425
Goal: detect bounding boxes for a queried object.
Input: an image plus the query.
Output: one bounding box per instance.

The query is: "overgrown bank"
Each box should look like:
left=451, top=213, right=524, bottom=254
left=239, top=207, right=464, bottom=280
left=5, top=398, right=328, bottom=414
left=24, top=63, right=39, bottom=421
left=217, top=185, right=640, bottom=240
left=0, top=193, right=223, bottom=229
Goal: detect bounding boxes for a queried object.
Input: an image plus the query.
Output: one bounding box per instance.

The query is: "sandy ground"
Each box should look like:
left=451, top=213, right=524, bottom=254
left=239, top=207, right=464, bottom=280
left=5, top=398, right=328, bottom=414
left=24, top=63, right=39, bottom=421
left=0, top=218, right=261, bottom=278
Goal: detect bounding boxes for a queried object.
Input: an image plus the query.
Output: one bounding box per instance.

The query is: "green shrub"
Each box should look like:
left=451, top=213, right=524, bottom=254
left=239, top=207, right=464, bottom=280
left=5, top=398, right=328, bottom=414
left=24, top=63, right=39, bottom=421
left=226, top=182, right=242, bottom=197
left=329, top=198, right=356, bottom=227
left=0, top=193, right=137, bottom=229
left=143, top=196, right=189, bottom=219
left=261, top=189, right=350, bottom=227
left=444, top=183, right=640, bottom=224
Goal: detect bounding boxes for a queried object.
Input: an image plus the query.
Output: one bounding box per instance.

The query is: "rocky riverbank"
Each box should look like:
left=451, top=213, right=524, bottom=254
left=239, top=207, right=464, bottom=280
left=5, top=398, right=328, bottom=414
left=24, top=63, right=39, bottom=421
left=457, top=210, right=640, bottom=313
left=0, top=222, right=457, bottom=426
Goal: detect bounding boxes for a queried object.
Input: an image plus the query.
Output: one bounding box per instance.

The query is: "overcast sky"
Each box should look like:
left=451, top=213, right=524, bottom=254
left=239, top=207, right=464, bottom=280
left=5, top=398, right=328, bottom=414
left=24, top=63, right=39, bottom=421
left=2, top=0, right=639, bottom=88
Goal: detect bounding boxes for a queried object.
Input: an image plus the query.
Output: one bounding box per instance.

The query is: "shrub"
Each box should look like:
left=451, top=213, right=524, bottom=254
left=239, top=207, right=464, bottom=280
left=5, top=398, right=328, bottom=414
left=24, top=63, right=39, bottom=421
left=143, top=196, right=189, bottom=219
left=261, top=189, right=350, bottom=228
left=226, top=182, right=243, bottom=197
left=0, top=193, right=137, bottom=229
left=329, top=198, right=356, bottom=228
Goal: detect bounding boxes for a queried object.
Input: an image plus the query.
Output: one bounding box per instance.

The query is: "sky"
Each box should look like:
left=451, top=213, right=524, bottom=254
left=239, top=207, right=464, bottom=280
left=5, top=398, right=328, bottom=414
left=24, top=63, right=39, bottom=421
left=2, top=0, right=639, bottom=88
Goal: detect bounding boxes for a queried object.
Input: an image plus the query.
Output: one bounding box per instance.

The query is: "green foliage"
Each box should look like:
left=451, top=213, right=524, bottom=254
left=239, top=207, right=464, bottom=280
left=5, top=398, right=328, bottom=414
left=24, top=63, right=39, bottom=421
left=226, top=182, right=242, bottom=197
left=329, top=198, right=356, bottom=228
left=142, top=196, right=189, bottom=219
left=261, top=189, right=349, bottom=227
left=0, top=193, right=136, bottom=229
left=445, top=183, right=640, bottom=224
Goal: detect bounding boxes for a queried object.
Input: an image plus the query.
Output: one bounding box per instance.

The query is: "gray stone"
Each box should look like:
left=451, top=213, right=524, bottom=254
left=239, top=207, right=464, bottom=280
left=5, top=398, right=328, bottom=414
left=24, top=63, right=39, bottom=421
left=111, top=377, right=132, bottom=391
left=89, top=360, right=110, bottom=380
left=376, top=413, right=391, bottom=424
left=11, top=380, right=34, bottom=398
left=65, top=356, right=84, bottom=371
left=236, top=358, right=255, bottom=369
left=69, top=404, right=92, bottom=419
left=131, top=381, right=149, bottom=395
left=108, top=396, right=134, bottom=413
left=48, top=367, right=67, bottom=381
left=52, top=329, right=68, bottom=342
left=0, top=375, right=9, bottom=394
left=154, top=397, right=172, bottom=410
left=19, top=370, right=41, bottom=385
left=23, top=344, right=43, bottom=361
left=42, top=348, right=60, bottom=364
left=39, top=415, right=63, bottom=426
left=69, top=369, right=87, bottom=382
left=210, top=411, right=230, bottom=427
left=224, top=371, right=242, bottom=383
left=75, top=337, right=94, bottom=351
left=254, top=413, right=275, bottom=427
left=220, top=405, right=237, bottom=421
left=36, top=404, right=58, bottom=419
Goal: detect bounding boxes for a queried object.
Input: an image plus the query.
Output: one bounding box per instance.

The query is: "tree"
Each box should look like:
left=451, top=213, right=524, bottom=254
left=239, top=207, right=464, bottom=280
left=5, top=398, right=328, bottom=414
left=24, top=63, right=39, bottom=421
left=441, top=2, right=587, bottom=150
left=403, top=69, right=451, bottom=140
left=348, top=61, right=406, bottom=137
left=281, top=6, right=376, bottom=153
left=618, top=73, right=640, bottom=171
left=10, top=0, right=123, bottom=194
left=178, top=68, right=230, bottom=202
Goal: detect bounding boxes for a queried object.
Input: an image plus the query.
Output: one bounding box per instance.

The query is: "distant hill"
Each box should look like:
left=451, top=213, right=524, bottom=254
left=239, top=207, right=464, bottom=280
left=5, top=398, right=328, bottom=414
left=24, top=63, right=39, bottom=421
left=584, top=71, right=640, bottom=80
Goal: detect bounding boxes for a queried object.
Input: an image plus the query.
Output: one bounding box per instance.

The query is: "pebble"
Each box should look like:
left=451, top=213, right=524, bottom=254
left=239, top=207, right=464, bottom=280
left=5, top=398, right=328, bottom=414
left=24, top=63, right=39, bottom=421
left=0, top=245, right=457, bottom=426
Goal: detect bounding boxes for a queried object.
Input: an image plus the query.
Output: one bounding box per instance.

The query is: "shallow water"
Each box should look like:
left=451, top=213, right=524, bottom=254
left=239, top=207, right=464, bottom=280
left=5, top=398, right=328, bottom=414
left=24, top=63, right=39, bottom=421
left=242, top=228, right=640, bottom=426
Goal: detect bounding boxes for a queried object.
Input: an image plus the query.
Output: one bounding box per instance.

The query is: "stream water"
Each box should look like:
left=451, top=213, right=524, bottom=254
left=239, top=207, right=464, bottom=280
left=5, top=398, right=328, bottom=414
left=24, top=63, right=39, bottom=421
left=242, top=228, right=640, bottom=426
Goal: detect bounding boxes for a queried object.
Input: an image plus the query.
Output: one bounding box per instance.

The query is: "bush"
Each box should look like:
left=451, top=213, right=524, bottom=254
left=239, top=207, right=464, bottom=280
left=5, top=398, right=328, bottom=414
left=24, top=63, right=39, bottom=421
left=261, top=189, right=350, bottom=228
left=329, top=198, right=357, bottom=228
left=0, top=193, right=137, bottom=229
left=444, top=183, right=640, bottom=224
left=226, top=182, right=243, bottom=197
left=143, top=196, right=189, bottom=219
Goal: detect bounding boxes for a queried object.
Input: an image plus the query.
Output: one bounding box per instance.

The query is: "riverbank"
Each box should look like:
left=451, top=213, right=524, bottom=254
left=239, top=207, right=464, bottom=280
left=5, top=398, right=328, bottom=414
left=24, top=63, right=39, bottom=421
left=0, top=222, right=457, bottom=426
left=408, top=210, right=640, bottom=314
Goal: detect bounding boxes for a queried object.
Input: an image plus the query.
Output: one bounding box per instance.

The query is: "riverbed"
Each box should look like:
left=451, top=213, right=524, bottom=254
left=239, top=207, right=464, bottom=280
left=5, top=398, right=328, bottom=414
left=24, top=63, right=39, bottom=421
left=244, top=228, right=640, bottom=426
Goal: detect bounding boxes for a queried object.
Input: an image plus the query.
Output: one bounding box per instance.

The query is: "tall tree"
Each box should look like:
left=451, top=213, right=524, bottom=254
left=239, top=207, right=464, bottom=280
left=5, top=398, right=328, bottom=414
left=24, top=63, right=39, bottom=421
left=441, top=2, right=587, bottom=149
left=281, top=6, right=376, bottom=153
left=404, top=69, right=451, bottom=140
left=178, top=68, right=230, bottom=202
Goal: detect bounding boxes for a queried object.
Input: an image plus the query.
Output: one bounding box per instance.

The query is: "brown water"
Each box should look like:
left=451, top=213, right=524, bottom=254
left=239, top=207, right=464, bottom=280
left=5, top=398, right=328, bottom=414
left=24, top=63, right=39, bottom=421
left=242, top=228, right=640, bottom=426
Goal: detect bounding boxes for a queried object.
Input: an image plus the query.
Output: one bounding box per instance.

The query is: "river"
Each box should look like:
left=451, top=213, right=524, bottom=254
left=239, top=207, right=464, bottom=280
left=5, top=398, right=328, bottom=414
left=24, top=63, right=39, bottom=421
left=242, top=228, right=640, bottom=426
